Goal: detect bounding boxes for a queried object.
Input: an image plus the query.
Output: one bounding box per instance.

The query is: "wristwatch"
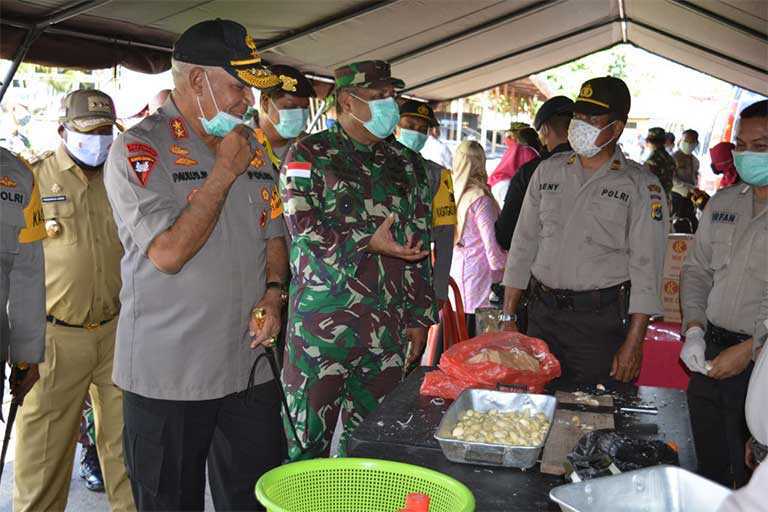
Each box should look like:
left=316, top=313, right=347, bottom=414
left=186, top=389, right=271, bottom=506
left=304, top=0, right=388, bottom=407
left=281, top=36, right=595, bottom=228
left=499, top=313, right=517, bottom=323
left=266, top=281, right=288, bottom=305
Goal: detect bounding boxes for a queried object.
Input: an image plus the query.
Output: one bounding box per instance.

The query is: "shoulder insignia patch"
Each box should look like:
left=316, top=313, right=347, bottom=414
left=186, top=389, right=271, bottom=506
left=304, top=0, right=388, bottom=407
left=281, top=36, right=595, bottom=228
left=128, top=155, right=157, bottom=186
left=651, top=201, right=663, bottom=221
left=567, top=154, right=577, bottom=165
left=610, top=160, right=621, bottom=171
left=0, top=176, right=17, bottom=188
left=647, top=184, right=661, bottom=193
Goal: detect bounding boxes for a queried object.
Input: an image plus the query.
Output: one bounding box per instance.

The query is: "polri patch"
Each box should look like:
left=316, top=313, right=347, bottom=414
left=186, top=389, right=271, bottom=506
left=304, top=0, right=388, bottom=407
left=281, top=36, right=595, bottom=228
left=600, top=188, right=629, bottom=202
left=129, top=155, right=157, bottom=186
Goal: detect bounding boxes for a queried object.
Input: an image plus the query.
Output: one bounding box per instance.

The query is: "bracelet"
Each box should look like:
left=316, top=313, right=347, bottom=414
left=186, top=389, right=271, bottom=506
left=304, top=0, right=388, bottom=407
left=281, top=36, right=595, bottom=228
left=499, top=313, right=517, bottom=323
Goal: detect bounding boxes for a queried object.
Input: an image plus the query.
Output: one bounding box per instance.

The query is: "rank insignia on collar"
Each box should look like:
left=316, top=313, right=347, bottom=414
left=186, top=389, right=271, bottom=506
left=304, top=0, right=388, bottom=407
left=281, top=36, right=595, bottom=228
left=51, top=183, right=62, bottom=193
left=567, top=154, right=577, bottom=165
left=170, top=144, right=189, bottom=156
left=250, top=148, right=265, bottom=168
left=259, top=209, right=268, bottom=228
left=260, top=186, right=270, bottom=202
left=128, top=155, right=157, bottom=186
left=175, top=157, right=198, bottom=167
left=170, top=118, right=188, bottom=139
left=610, top=160, right=621, bottom=170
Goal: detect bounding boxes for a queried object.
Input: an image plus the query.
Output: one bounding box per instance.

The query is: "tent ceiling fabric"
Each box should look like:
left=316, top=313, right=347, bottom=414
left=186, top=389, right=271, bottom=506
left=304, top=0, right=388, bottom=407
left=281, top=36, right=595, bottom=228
left=1, top=0, right=766, bottom=100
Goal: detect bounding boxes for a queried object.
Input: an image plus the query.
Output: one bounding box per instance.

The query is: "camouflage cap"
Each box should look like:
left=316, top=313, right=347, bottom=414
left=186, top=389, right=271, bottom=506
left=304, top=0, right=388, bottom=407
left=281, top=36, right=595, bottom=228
left=334, top=60, right=405, bottom=90
left=646, top=126, right=667, bottom=143
left=60, top=89, right=117, bottom=132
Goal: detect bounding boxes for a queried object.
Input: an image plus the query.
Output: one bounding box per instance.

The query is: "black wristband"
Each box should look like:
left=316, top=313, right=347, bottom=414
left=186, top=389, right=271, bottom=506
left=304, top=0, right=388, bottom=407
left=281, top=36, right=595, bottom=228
left=266, top=281, right=284, bottom=291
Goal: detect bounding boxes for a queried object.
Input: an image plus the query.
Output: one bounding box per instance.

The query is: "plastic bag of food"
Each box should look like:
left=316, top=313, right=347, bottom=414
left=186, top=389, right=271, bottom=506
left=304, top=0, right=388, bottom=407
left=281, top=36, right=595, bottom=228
left=567, top=429, right=680, bottom=480
left=420, top=331, right=561, bottom=399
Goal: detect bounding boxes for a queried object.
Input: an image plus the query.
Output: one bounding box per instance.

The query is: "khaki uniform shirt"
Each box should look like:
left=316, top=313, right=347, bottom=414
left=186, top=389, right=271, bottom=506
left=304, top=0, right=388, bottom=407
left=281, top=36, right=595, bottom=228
left=503, top=149, right=668, bottom=316
left=681, top=184, right=768, bottom=335
left=31, top=145, right=122, bottom=325
left=105, top=98, right=283, bottom=401
left=1, top=147, right=46, bottom=364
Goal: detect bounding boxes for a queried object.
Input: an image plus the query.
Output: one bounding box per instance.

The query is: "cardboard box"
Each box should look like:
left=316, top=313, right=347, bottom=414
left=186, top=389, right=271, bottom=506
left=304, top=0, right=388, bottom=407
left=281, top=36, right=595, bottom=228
left=662, top=277, right=682, bottom=323
left=663, top=234, right=694, bottom=280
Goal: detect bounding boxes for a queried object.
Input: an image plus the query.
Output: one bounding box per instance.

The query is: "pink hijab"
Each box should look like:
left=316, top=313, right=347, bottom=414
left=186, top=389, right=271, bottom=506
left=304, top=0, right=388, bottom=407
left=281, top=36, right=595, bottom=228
left=487, top=139, right=539, bottom=187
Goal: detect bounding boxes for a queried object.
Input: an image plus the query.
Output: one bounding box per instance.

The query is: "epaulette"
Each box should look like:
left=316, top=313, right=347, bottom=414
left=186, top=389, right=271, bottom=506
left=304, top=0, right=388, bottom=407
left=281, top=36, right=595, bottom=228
left=24, top=150, right=54, bottom=166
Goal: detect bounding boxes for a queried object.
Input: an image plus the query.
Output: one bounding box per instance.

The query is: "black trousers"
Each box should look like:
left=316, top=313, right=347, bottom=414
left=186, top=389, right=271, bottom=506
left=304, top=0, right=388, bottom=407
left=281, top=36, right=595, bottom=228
left=527, top=294, right=627, bottom=384
left=687, top=325, right=753, bottom=488
left=123, top=380, right=286, bottom=511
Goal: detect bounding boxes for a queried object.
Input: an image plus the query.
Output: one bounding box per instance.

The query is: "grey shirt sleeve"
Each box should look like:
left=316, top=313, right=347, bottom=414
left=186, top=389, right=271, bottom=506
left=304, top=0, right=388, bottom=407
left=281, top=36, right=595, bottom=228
left=755, top=283, right=768, bottom=353
left=104, top=134, right=181, bottom=255
left=8, top=239, right=45, bottom=364
left=681, top=197, right=716, bottom=331
left=627, top=175, right=668, bottom=316
left=502, top=161, right=542, bottom=289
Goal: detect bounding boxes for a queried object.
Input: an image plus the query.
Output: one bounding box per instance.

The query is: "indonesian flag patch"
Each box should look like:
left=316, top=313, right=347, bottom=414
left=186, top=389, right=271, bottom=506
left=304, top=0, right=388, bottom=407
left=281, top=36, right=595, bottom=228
left=129, top=155, right=157, bottom=186
left=286, top=161, right=311, bottom=179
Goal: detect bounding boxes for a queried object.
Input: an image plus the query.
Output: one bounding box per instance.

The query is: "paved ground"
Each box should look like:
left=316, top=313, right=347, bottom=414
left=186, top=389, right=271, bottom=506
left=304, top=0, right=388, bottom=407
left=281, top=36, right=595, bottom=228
left=0, top=398, right=216, bottom=511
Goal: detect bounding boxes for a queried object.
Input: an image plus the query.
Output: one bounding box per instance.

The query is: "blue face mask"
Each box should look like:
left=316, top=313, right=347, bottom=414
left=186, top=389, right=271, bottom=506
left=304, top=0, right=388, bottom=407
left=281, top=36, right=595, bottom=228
left=269, top=99, right=309, bottom=139
left=733, top=151, right=768, bottom=187
left=397, top=128, right=428, bottom=152
left=351, top=94, right=399, bottom=139
left=197, top=72, right=245, bottom=138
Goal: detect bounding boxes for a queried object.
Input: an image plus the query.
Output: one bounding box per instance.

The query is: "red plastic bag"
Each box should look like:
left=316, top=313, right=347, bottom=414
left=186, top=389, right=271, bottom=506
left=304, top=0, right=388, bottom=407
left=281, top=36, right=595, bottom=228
left=420, top=332, right=561, bottom=399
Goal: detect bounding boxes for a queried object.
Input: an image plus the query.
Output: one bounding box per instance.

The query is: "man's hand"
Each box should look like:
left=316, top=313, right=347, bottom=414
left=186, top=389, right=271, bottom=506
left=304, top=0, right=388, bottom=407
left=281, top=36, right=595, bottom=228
left=10, top=364, right=39, bottom=406
left=216, top=125, right=257, bottom=178
left=405, top=327, right=428, bottom=367
left=367, top=214, right=430, bottom=262
left=610, top=339, right=643, bottom=382
left=502, top=320, right=519, bottom=332
left=708, top=339, right=753, bottom=380
left=249, top=289, right=282, bottom=349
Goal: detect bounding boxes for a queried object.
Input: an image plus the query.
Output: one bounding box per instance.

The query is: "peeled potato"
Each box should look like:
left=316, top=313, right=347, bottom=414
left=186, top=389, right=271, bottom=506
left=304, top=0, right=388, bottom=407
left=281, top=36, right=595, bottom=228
left=449, top=409, right=550, bottom=446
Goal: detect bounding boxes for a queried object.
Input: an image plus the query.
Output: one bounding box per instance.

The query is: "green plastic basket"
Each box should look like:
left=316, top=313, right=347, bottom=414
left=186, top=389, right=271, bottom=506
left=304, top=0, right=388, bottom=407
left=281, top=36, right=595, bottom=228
left=255, top=458, right=475, bottom=512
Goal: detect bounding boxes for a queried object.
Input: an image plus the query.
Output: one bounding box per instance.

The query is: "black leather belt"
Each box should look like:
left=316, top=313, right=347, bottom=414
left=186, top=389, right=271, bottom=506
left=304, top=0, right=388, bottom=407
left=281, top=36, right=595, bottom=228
left=531, top=276, right=629, bottom=313
left=46, top=315, right=111, bottom=331
left=706, top=322, right=751, bottom=349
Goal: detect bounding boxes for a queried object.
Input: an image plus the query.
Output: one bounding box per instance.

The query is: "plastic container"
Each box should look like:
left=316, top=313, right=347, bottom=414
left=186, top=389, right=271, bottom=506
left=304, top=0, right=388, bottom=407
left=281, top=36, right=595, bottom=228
left=255, top=458, right=474, bottom=512
left=399, top=492, right=430, bottom=511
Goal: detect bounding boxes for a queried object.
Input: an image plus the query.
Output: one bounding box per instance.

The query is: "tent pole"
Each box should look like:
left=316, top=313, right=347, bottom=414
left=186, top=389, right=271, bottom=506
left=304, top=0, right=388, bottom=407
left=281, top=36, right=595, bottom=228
left=307, top=100, right=327, bottom=133
left=0, top=28, right=42, bottom=103
left=0, top=0, right=115, bottom=104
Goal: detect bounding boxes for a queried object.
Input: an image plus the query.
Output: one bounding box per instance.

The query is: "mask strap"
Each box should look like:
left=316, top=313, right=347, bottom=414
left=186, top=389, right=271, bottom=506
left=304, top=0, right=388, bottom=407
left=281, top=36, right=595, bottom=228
left=268, top=97, right=282, bottom=127
left=197, top=71, right=221, bottom=121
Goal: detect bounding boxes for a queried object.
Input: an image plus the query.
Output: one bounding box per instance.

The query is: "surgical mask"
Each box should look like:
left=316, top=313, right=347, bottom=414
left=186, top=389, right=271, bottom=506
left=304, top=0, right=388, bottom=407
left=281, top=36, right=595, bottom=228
left=396, top=128, right=428, bottom=152
left=567, top=119, right=617, bottom=158
left=680, top=141, right=696, bottom=155
left=269, top=99, right=309, bottom=139
left=350, top=95, right=399, bottom=139
left=733, top=151, right=768, bottom=187
left=197, top=72, right=245, bottom=137
left=63, top=128, right=112, bottom=167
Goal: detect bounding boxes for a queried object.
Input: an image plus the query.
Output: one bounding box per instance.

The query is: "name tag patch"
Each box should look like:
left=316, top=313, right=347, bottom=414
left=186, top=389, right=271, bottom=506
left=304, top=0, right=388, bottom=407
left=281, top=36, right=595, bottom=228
left=173, top=171, right=208, bottom=183
left=540, top=183, right=560, bottom=192
left=248, top=171, right=274, bottom=181
left=712, top=211, right=737, bottom=223
left=42, top=195, right=67, bottom=203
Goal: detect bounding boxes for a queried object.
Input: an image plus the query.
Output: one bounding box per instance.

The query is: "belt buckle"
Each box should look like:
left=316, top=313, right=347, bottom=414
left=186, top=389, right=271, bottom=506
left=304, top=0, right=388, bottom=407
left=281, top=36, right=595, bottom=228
left=84, top=322, right=100, bottom=331
left=555, top=293, right=573, bottom=311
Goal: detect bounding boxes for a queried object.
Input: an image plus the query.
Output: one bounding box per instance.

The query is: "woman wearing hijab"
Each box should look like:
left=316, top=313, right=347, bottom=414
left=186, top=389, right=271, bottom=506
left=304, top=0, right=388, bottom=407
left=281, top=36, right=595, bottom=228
left=450, top=141, right=508, bottom=337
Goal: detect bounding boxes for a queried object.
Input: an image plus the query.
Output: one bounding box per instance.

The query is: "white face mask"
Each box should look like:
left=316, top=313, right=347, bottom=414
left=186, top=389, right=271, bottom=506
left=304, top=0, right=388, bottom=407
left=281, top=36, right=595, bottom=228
left=680, top=141, right=696, bottom=155
left=64, top=128, right=113, bottom=167
left=567, top=119, right=617, bottom=158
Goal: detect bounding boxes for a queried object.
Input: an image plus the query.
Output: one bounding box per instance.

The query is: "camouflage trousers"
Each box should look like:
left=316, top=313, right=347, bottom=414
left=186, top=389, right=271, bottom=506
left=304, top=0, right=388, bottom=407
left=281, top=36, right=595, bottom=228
left=281, top=334, right=405, bottom=461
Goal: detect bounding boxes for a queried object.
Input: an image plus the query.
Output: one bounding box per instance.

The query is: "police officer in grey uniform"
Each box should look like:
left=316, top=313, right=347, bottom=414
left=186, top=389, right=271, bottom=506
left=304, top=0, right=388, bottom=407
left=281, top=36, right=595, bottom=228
left=104, top=20, right=288, bottom=510
left=0, top=147, right=45, bottom=403
left=502, top=77, right=668, bottom=384
left=680, top=99, right=768, bottom=488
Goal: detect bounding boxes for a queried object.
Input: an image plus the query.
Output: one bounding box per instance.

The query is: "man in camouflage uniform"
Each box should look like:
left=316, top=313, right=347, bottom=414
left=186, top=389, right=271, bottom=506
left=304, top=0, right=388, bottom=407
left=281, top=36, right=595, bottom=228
left=280, top=61, right=437, bottom=459
left=644, top=126, right=676, bottom=199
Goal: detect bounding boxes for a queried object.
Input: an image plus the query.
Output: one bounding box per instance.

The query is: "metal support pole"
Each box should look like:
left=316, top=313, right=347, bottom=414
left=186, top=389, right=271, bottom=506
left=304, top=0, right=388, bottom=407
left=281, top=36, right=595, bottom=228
left=0, top=0, right=115, bottom=104
left=307, top=100, right=327, bottom=133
